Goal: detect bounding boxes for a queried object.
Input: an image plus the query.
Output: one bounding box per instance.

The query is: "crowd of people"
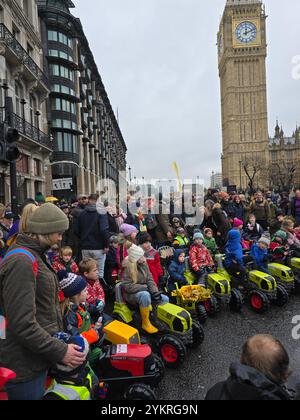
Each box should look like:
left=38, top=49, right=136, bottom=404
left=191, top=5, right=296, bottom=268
left=0, top=188, right=300, bottom=400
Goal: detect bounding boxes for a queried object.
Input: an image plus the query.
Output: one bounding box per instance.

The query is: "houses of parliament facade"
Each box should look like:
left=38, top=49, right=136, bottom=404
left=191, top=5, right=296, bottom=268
left=218, top=0, right=299, bottom=191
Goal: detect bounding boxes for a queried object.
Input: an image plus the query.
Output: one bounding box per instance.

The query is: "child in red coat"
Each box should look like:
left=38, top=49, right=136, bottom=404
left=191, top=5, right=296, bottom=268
left=52, top=246, right=79, bottom=274
left=189, top=232, right=214, bottom=285
left=79, top=258, right=105, bottom=319
left=137, top=233, right=163, bottom=285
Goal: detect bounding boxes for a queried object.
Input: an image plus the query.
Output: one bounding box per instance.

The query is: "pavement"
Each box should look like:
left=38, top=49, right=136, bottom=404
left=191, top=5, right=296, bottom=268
left=157, top=294, right=300, bottom=400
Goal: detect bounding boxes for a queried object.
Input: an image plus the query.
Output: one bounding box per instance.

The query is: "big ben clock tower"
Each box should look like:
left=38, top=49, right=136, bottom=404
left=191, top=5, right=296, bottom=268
left=218, top=0, right=269, bottom=189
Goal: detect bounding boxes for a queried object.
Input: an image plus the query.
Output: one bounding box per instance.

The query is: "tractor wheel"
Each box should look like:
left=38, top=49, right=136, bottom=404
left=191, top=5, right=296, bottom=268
left=229, top=289, right=244, bottom=313
left=190, top=319, right=205, bottom=348
left=248, top=290, right=270, bottom=314
left=153, top=354, right=165, bottom=385
left=157, top=334, right=187, bottom=369
left=196, top=303, right=208, bottom=324
left=275, top=285, right=289, bottom=307
left=294, top=277, right=300, bottom=294
left=124, top=383, right=157, bottom=400
left=204, top=295, right=220, bottom=317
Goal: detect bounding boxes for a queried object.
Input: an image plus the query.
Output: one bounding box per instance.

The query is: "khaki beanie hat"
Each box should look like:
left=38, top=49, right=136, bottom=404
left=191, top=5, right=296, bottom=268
left=27, top=203, right=69, bottom=235
left=127, top=244, right=145, bottom=263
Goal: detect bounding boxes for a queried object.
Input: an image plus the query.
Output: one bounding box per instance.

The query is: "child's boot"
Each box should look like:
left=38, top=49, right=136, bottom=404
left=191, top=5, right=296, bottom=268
left=140, top=306, right=158, bottom=334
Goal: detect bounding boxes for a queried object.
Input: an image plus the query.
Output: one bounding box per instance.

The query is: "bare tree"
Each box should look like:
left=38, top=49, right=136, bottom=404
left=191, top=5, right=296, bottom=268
left=242, top=157, right=265, bottom=195
left=267, top=160, right=296, bottom=192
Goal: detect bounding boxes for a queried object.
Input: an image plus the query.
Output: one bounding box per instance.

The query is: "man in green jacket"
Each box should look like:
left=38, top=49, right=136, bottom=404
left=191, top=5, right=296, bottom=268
left=0, top=204, right=86, bottom=400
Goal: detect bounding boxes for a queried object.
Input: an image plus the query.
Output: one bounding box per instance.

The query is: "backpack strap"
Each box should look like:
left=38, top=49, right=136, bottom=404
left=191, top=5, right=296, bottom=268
left=2, top=248, right=38, bottom=278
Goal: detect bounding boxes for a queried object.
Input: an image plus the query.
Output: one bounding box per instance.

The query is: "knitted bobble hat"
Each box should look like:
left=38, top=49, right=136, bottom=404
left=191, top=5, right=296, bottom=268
left=58, top=270, right=87, bottom=298
left=127, top=244, right=145, bottom=263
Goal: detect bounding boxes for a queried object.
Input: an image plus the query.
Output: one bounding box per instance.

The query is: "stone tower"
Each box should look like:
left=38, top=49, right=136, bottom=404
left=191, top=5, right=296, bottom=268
left=218, top=0, right=269, bottom=190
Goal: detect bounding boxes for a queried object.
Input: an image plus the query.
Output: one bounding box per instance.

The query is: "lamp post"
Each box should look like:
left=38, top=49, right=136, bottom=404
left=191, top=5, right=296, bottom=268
left=128, top=166, right=132, bottom=183
left=239, top=160, right=243, bottom=193
left=35, top=110, right=41, bottom=142
left=20, top=99, right=26, bottom=133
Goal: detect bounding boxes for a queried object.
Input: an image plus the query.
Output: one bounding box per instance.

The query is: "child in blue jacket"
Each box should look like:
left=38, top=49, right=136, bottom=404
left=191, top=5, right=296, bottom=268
left=168, top=250, right=188, bottom=290
left=224, top=228, right=247, bottom=285
left=251, top=237, right=271, bottom=273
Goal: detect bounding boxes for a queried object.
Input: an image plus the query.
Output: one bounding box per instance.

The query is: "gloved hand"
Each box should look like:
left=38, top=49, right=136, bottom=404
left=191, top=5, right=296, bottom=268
left=96, top=300, right=105, bottom=313
left=151, top=292, right=161, bottom=304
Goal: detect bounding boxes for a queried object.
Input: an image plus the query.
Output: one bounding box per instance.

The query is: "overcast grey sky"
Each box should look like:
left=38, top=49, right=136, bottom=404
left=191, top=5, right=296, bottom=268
left=73, top=0, right=300, bottom=185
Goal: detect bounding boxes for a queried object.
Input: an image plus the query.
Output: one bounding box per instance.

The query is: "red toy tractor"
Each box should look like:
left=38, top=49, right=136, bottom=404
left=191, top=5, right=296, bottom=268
left=0, top=368, right=16, bottom=400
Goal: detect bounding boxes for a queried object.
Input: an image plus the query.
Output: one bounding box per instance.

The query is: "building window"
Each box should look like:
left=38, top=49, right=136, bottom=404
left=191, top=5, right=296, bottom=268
left=27, top=43, right=34, bottom=58
left=16, top=154, right=29, bottom=174
left=48, top=30, right=73, bottom=48
left=29, top=95, right=38, bottom=127
left=286, top=150, right=293, bottom=161
left=51, top=98, right=76, bottom=115
left=48, top=49, right=73, bottom=61
left=15, top=81, right=23, bottom=117
left=271, top=151, right=277, bottom=162
left=12, top=24, right=20, bottom=41
left=34, top=159, right=42, bottom=177
left=49, top=64, right=74, bottom=82
left=51, top=84, right=76, bottom=97
left=52, top=119, right=78, bottom=130
left=55, top=132, right=78, bottom=154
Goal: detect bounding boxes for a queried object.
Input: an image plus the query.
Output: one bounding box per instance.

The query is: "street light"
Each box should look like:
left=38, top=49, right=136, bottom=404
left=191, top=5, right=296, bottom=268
left=128, top=166, right=132, bottom=183
left=20, top=99, right=26, bottom=133
left=35, top=110, right=41, bottom=142
left=239, top=160, right=243, bottom=193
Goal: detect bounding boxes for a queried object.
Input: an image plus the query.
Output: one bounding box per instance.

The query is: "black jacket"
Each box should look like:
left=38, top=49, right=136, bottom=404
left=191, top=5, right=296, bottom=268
left=205, top=363, right=291, bottom=401
left=75, top=204, right=110, bottom=250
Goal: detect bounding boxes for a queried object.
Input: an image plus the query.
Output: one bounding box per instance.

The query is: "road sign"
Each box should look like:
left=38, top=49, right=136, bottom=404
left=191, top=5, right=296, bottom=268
left=52, top=178, right=73, bottom=191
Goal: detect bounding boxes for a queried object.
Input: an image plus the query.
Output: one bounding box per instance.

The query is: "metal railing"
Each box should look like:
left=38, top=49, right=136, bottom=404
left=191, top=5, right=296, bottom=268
left=0, top=24, right=49, bottom=88
left=0, top=108, right=52, bottom=150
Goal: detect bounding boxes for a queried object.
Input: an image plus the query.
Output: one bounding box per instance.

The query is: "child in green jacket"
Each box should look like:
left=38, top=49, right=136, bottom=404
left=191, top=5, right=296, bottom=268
left=203, top=228, right=218, bottom=257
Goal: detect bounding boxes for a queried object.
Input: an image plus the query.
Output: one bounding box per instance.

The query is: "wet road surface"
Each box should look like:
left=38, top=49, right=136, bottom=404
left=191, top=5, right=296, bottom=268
left=157, top=294, right=300, bottom=400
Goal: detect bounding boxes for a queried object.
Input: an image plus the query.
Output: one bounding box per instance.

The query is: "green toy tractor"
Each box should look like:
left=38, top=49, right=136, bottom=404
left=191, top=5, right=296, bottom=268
left=184, top=256, right=244, bottom=314
left=171, top=284, right=212, bottom=324
left=113, top=282, right=204, bottom=368
left=218, top=255, right=289, bottom=314
left=267, top=263, right=295, bottom=295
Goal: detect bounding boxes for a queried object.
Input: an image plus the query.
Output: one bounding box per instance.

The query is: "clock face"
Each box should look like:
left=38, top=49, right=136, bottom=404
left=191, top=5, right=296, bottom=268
left=235, top=21, right=257, bottom=44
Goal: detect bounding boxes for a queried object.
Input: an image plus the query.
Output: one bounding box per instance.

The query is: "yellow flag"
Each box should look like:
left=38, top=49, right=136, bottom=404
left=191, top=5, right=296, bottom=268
left=172, top=162, right=183, bottom=193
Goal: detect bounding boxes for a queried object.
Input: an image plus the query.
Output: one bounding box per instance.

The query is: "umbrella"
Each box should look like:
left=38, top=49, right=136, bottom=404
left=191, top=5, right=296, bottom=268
left=45, top=196, right=59, bottom=203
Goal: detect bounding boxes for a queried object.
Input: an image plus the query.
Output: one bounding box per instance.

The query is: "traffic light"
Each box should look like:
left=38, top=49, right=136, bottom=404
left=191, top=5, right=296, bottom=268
left=5, top=125, right=20, bottom=162
left=0, top=124, right=20, bottom=163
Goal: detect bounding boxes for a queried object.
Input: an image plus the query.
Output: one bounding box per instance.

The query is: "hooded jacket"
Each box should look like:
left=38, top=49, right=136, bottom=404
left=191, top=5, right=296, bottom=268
left=75, top=204, right=110, bottom=250
left=225, top=229, right=244, bottom=267
left=0, top=235, right=67, bottom=383
left=205, top=363, right=291, bottom=401
left=251, top=244, right=269, bottom=270
left=168, top=250, right=186, bottom=283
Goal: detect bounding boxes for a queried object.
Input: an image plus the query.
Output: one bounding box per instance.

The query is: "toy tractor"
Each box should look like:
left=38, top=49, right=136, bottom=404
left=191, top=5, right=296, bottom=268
left=267, top=263, right=295, bottom=295
left=0, top=368, right=16, bottom=401
left=219, top=256, right=289, bottom=314
left=171, top=284, right=212, bottom=324
left=183, top=256, right=244, bottom=314
left=290, top=257, right=300, bottom=293
left=93, top=344, right=164, bottom=400
left=113, top=282, right=204, bottom=368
